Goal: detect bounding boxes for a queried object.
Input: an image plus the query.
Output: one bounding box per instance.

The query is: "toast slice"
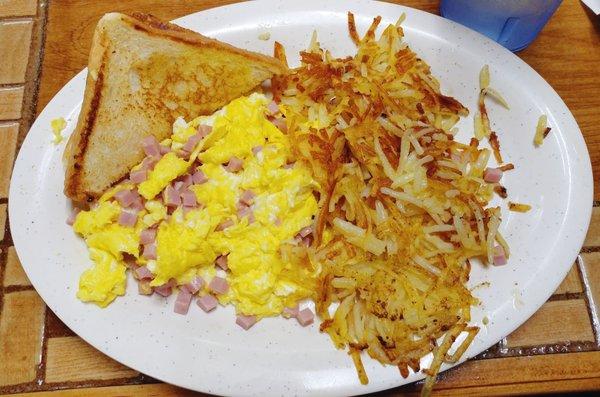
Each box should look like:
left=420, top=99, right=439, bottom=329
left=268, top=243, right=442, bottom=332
left=64, top=12, right=287, bottom=203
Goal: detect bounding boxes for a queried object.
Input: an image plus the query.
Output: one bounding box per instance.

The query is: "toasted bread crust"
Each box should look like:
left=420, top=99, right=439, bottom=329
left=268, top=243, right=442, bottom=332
left=126, top=13, right=286, bottom=74
left=64, top=12, right=288, bottom=203
left=64, top=19, right=110, bottom=203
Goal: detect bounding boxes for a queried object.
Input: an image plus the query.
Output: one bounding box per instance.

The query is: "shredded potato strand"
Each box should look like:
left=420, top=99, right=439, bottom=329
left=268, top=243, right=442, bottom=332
left=274, top=14, right=506, bottom=396
left=534, top=114, right=549, bottom=146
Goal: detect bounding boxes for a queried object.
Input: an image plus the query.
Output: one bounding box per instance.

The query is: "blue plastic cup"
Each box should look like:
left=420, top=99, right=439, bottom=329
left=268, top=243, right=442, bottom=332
left=440, top=0, right=562, bottom=51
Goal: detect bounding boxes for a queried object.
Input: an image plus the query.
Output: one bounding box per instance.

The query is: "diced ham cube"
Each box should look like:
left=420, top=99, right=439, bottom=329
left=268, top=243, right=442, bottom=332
left=138, top=280, right=153, bottom=295
left=142, top=136, right=160, bottom=157
left=216, top=219, right=234, bottom=231
left=493, top=245, right=507, bottom=266
left=176, top=150, right=189, bottom=159
left=114, top=189, right=138, bottom=207
left=225, top=156, right=243, bottom=172
left=237, top=205, right=255, bottom=224
left=163, top=185, right=181, bottom=207
left=271, top=118, right=287, bottom=132
left=251, top=145, right=263, bottom=155
left=118, top=209, right=138, bottom=227
left=215, top=255, right=228, bottom=270
left=140, top=228, right=157, bottom=245
left=180, top=189, right=197, bottom=207
left=134, top=266, right=153, bottom=280
left=483, top=167, right=503, bottom=183
left=267, top=101, right=280, bottom=115
left=297, top=308, right=314, bottom=326
left=130, top=169, right=147, bottom=184
left=282, top=306, right=299, bottom=319
left=273, top=217, right=282, bottom=226
left=173, top=181, right=184, bottom=191
left=124, top=256, right=138, bottom=269
left=166, top=278, right=178, bottom=288
left=197, top=294, right=218, bottom=312
left=154, top=283, right=172, bottom=297
left=236, top=315, right=257, bottom=330
left=239, top=190, right=256, bottom=206
left=174, top=289, right=193, bottom=315
left=184, top=132, right=206, bottom=153
left=298, top=226, right=312, bottom=238
left=183, top=276, right=204, bottom=294
left=66, top=207, right=81, bottom=226
left=283, top=162, right=295, bottom=169
left=143, top=243, right=157, bottom=260
left=182, top=174, right=193, bottom=188
left=141, top=156, right=159, bottom=171
left=192, top=170, right=208, bottom=184
left=130, top=196, right=145, bottom=211
left=208, top=276, right=229, bottom=294
left=197, top=124, right=212, bottom=138
left=159, top=145, right=171, bottom=155
left=301, top=236, right=312, bottom=247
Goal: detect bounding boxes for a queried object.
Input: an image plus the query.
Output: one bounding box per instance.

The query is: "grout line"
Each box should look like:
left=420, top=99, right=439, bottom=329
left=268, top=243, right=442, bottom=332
left=0, top=244, right=6, bottom=325
left=0, top=120, right=20, bottom=126
left=0, top=83, right=25, bottom=89
left=547, top=292, right=585, bottom=301
left=4, top=285, right=35, bottom=293
left=475, top=340, right=598, bottom=360
left=0, top=375, right=151, bottom=395
left=581, top=247, right=600, bottom=253
left=577, top=255, right=600, bottom=348
left=0, top=118, right=22, bottom=124
left=0, top=16, right=35, bottom=23
left=36, top=306, right=49, bottom=388
left=17, top=0, right=48, bottom=148
left=41, top=375, right=152, bottom=391
left=1, top=202, right=13, bottom=248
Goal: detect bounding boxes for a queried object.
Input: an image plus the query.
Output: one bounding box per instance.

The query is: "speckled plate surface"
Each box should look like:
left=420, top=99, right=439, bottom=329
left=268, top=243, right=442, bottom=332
left=9, top=1, right=593, bottom=395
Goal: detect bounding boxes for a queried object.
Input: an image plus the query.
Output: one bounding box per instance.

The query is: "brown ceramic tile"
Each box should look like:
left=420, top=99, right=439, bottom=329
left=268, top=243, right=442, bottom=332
left=580, top=251, right=600, bottom=325
left=0, top=86, right=24, bottom=120
left=583, top=207, right=600, bottom=247
left=0, top=0, right=37, bottom=18
left=554, top=264, right=582, bottom=295
left=0, top=203, right=6, bottom=242
left=435, top=350, right=600, bottom=390
left=0, top=290, right=45, bottom=386
left=506, top=299, right=594, bottom=347
left=46, top=336, right=138, bottom=383
left=0, top=122, right=18, bottom=198
left=0, top=20, right=33, bottom=85
left=4, top=246, right=30, bottom=286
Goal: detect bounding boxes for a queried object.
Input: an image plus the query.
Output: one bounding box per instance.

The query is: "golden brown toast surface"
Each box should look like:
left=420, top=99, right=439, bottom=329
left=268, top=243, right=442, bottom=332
left=64, top=12, right=287, bottom=203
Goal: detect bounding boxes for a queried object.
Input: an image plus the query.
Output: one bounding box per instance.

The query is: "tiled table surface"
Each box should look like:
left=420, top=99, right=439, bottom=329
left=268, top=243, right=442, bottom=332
left=0, top=0, right=599, bottom=396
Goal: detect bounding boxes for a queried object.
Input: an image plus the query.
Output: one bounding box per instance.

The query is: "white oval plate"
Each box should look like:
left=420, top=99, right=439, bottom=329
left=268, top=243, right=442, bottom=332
left=10, top=1, right=593, bottom=395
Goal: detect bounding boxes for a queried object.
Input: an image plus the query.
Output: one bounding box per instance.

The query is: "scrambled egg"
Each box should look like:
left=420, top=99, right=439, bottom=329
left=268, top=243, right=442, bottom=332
left=73, top=94, right=319, bottom=316
left=138, top=152, right=188, bottom=200
left=51, top=117, right=67, bottom=144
